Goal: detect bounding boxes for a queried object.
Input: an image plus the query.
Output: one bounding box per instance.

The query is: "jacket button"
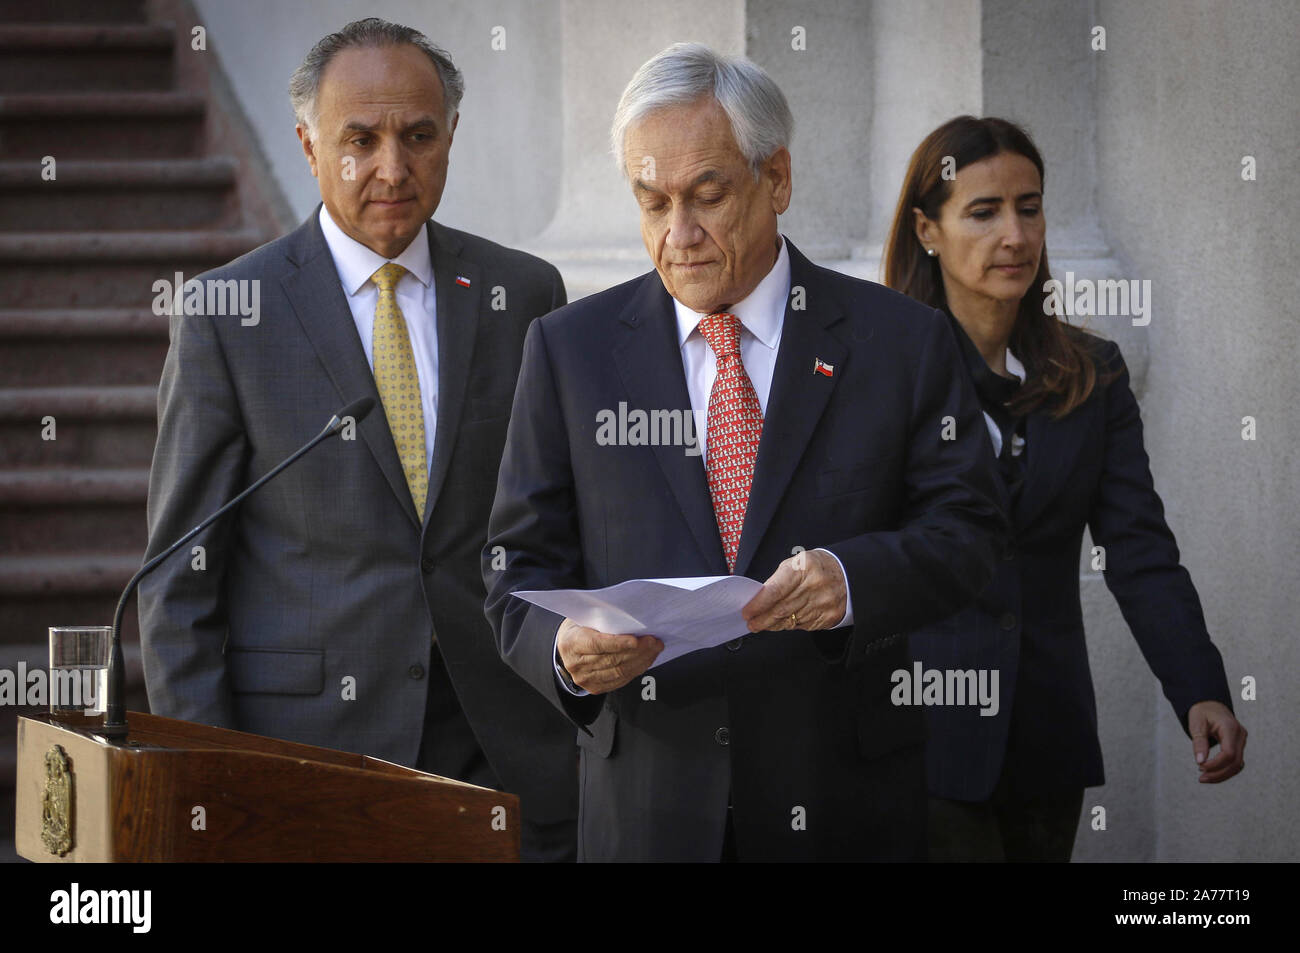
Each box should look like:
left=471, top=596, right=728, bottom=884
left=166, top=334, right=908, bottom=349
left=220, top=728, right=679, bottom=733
left=726, top=638, right=743, bottom=651
left=714, top=727, right=730, bottom=746
left=420, top=556, right=435, bottom=573
left=408, top=664, right=425, bottom=680
left=1003, top=547, right=1016, bottom=561
left=999, top=612, right=1017, bottom=630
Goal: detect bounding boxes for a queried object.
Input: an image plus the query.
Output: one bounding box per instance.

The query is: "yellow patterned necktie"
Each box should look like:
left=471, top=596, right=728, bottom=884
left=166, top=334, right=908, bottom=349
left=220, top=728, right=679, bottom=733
left=370, top=262, right=428, bottom=517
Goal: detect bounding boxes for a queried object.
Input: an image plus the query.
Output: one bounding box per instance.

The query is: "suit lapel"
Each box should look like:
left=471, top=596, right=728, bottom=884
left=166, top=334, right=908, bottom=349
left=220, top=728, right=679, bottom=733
left=279, top=209, right=421, bottom=528
left=1013, top=403, right=1092, bottom=529
left=611, top=275, right=728, bottom=573
left=733, top=241, right=846, bottom=577
left=423, top=221, right=482, bottom=527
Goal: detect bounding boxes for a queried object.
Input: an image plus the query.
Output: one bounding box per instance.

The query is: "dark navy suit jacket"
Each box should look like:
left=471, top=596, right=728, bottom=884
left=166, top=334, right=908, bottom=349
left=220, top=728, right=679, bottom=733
left=909, top=332, right=1233, bottom=801
left=483, top=239, right=1008, bottom=861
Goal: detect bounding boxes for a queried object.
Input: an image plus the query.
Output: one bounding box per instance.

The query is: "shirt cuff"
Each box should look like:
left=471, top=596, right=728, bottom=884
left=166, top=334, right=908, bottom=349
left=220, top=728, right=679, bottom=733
left=814, top=548, right=854, bottom=628
left=554, top=633, right=589, bottom=696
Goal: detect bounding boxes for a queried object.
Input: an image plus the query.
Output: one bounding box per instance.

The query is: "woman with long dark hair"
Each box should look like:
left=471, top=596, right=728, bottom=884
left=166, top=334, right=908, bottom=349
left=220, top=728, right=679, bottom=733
left=884, top=116, right=1247, bottom=862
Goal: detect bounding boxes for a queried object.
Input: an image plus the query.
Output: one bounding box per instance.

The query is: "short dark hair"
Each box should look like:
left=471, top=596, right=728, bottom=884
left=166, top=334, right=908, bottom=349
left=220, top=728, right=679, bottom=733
left=289, top=17, right=464, bottom=135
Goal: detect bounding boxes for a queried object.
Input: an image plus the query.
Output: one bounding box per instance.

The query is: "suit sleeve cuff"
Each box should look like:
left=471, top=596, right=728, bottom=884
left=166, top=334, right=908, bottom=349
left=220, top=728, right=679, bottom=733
left=554, top=633, right=589, bottom=696
left=814, top=548, right=854, bottom=628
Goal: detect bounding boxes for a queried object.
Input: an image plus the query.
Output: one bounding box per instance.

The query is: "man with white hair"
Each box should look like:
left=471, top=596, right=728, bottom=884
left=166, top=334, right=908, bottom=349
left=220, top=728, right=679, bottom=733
left=485, top=43, right=1007, bottom=861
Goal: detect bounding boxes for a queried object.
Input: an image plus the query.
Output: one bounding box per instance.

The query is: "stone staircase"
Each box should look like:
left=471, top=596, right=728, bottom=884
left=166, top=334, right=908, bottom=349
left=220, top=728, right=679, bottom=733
left=0, top=0, right=289, bottom=859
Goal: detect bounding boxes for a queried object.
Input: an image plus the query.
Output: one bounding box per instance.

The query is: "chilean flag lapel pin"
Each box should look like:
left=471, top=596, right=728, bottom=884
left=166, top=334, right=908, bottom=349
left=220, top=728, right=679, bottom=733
left=455, top=274, right=472, bottom=288
left=813, top=358, right=835, bottom=378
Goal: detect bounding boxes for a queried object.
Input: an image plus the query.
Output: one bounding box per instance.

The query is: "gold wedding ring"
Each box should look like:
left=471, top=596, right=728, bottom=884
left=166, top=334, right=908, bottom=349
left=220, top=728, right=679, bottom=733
left=790, top=613, right=798, bottom=629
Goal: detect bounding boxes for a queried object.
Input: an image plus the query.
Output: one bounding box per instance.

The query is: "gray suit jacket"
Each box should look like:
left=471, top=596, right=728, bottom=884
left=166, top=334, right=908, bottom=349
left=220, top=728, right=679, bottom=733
left=139, top=209, right=578, bottom=858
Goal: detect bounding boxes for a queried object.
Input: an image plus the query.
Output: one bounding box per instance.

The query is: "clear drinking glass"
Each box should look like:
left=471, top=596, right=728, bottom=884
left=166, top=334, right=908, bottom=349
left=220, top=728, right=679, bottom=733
left=47, top=626, right=111, bottom=725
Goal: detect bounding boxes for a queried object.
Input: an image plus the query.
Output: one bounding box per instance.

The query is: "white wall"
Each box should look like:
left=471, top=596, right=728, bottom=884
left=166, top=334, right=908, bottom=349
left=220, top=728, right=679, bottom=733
left=1094, top=0, right=1300, bottom=861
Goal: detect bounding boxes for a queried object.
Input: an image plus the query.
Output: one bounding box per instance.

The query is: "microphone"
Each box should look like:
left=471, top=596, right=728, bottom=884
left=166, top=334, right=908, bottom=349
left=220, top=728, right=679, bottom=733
left=98, top=397, right=376, bottom=740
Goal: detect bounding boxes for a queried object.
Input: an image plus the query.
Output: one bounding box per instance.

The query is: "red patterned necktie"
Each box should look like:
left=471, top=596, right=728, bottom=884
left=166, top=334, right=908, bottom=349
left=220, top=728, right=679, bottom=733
left=698, top=312, right=764, bottom=573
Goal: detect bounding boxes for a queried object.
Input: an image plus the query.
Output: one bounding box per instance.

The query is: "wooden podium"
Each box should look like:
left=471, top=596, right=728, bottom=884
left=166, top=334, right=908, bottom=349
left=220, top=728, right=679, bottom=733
left=14, top=712, right=519, bottom=862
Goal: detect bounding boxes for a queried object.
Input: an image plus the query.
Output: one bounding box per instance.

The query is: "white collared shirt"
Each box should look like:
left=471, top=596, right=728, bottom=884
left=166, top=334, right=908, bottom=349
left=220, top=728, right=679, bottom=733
left=673, top=237, right=790, bottom=465
left=982, top=349, right=1026, bottom=458
left=319, top=205, right=439, bottom=471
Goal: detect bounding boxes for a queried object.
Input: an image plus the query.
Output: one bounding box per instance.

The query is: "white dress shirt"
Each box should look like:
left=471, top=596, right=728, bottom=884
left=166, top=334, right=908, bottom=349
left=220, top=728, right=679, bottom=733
left=673, top=240, right=788, bottom=461
left=981, top=349, right=1027, bottom=458
left=319, top=205, right=439, bottom=472
left=556, top=237, right=855, bottom=695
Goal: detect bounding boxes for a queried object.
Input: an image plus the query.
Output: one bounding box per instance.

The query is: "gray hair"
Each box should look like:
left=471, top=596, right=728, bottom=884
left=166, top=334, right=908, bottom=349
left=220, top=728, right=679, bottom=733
left=289, top=17, right=465, bottom=137
left=610, top=42, right=793, bottom=177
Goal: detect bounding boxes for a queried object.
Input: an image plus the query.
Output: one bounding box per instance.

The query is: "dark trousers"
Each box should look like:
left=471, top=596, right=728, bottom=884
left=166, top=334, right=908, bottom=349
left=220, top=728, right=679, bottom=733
left=928, top=786, right=1084, bottom=862
left=415, top=648, right=577, bottom=863
left=721, top=806, right=737, bottom=863
left=415, top=647, right=497, bottom=788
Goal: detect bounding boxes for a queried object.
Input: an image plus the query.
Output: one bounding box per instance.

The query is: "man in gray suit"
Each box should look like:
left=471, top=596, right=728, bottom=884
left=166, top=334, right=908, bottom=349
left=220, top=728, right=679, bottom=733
left=139, top=18, right=578, bottom=861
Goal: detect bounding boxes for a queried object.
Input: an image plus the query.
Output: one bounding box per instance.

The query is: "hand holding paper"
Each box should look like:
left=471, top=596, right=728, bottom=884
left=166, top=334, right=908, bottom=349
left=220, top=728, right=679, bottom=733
left=514, top=553, right=849, bottom=694
left=741, top=549, right=850, bottom=633
left=512, top=575, right=766, bottom=682
left=555, top=620, right=664, bottom=694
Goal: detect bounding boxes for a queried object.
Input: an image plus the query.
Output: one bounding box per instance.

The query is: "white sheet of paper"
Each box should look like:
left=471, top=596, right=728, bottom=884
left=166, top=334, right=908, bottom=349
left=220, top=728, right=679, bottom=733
left=511, top=575, right=765, bottom=667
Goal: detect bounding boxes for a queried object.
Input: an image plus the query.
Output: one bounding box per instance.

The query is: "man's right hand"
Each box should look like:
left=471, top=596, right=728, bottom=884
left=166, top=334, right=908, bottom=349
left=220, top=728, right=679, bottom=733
left=557, top=619, right=663, bottom=694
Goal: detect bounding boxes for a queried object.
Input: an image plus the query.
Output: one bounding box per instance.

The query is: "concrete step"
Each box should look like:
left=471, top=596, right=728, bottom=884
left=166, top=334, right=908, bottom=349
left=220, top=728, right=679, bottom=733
left=0, top=550, right=143, bottom=595
left=0, top=22, right=173, bottom=92
left=0, top=500, right=148, bottom=556
left=0, top=383, right=157, bottom=416
left=0, top=416, right=156, bottom=467
left=0, top=386, right=157, bottom=467
left=0, top=586, right=144, bottom=656
left=0, top=157, right=239, bottom=230
left=0, top=227, right=264, bottom=306
left=0, top=553, right=146, bottom=679
left=0, top=307, right=169, bottom=337
left=0, top=91, right=205, bottom=158
left=0, top=467, right=149, bottom=555
left=0, top=308, right=169, bottom=387
left=0, top=0, right=146, bottom=23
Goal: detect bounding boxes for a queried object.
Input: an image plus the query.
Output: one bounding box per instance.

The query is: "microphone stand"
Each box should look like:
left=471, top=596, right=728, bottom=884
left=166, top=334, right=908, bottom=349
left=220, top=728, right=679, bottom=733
left=98, top=397, right=374, bottom=741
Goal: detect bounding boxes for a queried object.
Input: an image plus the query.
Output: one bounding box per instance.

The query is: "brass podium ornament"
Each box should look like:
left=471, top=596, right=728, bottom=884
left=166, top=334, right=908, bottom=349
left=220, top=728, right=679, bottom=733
left=40, top=745, right=74, bottom=856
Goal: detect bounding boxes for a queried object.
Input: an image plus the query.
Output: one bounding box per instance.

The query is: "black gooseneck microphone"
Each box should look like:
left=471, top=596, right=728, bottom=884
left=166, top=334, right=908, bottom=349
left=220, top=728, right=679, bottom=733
left=97, top=397, right=376, bottom=741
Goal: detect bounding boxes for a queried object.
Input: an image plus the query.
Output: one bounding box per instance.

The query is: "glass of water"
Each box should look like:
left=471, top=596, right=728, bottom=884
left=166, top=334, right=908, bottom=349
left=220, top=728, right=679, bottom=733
left=48, top=626, right=111, bottom=726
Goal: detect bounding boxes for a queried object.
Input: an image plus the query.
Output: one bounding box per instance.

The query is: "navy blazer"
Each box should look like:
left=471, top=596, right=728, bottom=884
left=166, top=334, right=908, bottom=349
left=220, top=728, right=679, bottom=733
left=483, top=239, right=1008, bottom=861
left=908, top=332, right=1233, bottom=801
